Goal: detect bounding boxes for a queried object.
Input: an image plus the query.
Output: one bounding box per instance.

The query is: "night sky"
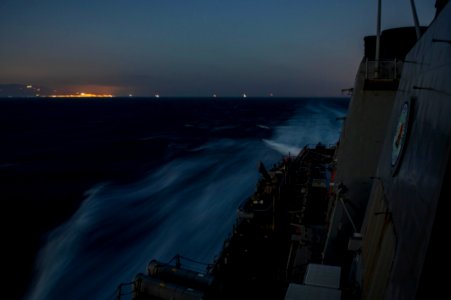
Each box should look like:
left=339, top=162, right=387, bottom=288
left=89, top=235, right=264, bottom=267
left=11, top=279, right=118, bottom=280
left=0, top=0, right=436, bottom=97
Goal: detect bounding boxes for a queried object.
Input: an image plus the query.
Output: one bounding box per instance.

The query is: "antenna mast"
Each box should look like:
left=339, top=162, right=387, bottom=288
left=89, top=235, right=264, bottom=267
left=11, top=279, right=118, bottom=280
left=410, top=0, right=422, bottom=39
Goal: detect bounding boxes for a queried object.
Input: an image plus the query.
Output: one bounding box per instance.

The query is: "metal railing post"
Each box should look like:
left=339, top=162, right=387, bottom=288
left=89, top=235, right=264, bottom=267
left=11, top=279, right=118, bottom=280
left=365, top=58, right=369, bottom=79
left=394, top=58, right=397, bottom=79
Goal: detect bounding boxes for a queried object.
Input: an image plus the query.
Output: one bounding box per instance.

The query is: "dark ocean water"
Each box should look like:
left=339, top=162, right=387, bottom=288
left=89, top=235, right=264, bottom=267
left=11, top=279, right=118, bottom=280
left=0, top=97, right=348, bottom=300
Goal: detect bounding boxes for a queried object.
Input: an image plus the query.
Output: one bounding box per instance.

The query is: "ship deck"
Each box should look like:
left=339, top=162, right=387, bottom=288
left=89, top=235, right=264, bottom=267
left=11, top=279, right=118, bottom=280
left=207, top=144, right=336, bottom=299
left=118, top=143, right=339, bottom=300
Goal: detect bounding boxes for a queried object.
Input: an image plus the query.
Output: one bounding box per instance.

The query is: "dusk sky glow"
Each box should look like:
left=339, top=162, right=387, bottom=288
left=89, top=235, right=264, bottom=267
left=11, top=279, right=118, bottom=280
left=0, top=0, right=436, bottom=97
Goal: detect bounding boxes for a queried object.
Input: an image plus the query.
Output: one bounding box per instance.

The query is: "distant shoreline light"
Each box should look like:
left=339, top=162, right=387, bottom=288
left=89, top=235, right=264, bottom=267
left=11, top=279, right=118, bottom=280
left=50, top=92, right=113, bottom=98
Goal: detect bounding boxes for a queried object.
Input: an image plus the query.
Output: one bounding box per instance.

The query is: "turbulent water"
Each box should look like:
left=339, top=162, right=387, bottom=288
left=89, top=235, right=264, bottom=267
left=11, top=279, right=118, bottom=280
left=0, top=97, right=348, bottom=300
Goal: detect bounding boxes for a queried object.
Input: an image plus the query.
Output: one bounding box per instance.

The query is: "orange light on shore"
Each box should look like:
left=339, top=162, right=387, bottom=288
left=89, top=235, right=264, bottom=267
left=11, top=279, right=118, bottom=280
left=50, top=93, right=113, bottom=98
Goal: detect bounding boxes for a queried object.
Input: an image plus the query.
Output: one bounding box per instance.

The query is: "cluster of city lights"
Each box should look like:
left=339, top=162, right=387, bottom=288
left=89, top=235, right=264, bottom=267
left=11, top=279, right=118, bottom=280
left=49, top=92, right=113, bottom=98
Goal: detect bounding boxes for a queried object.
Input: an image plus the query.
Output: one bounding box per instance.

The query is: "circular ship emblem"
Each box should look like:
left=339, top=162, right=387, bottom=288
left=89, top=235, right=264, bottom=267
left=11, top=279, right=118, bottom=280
left=391, top=101, right=411, bottom=175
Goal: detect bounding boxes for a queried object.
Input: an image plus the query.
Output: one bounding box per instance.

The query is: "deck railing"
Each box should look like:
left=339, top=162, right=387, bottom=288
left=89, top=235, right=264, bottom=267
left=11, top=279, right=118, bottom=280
left=364, top=59, right=403, bottom=81
left=115, top=281, right=135, bottom=300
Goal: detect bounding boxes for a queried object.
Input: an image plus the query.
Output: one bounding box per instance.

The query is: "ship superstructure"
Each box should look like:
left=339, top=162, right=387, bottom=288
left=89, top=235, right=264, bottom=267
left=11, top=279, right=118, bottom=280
left=324, top=1, right=451, bottom=299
